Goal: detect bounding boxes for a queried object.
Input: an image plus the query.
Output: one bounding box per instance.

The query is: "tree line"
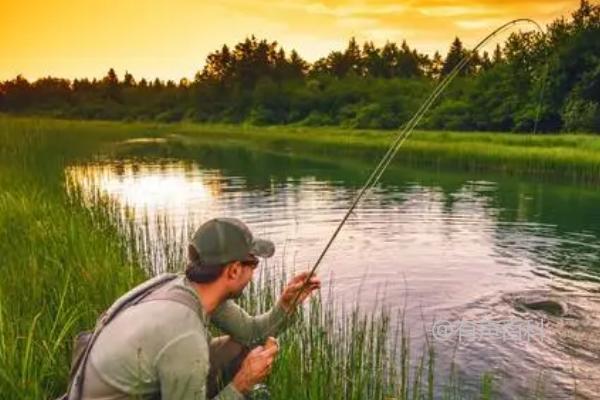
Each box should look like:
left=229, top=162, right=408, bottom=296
left=1, top=1, right=598, bottom=133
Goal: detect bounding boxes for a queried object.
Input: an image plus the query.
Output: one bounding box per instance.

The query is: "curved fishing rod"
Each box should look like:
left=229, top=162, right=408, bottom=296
left=289, top=18, right=547, bottom=309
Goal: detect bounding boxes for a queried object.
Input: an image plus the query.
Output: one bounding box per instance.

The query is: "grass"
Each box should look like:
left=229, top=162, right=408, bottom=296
left=5, top=114, right=600, bottom=185
left=0, top=117, right=151, bottom=398
left=0, top=114, right=578, bottom=399
left=169, top=123, right=600, bottom=185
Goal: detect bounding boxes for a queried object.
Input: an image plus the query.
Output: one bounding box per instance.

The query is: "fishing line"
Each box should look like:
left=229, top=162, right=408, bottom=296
left=289, top=18, right=548, bottom=308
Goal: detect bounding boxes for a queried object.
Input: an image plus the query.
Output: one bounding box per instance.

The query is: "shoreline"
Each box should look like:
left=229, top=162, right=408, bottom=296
left=4, top=114, right=599, bottom=185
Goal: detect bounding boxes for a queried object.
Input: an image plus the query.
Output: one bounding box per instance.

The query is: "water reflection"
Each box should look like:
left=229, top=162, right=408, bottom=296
left=65, top=148, right=600, bottom=399
left=69, top=161, right=220, bottom=210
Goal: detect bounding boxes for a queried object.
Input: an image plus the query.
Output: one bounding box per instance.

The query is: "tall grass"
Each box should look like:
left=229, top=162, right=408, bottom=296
left=0, top=116, right=149, bottom=397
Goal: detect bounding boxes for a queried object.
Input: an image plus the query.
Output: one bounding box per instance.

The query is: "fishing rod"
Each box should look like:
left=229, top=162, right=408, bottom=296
left=289, top=18, right=547, bottom=309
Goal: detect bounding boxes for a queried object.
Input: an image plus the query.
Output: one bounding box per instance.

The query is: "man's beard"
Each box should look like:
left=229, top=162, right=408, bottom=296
left=228, top=286, right=245, bottom=300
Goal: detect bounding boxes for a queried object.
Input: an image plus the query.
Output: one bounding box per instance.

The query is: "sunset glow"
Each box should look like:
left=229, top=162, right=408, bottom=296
left=1, top=0, right=578, bottom=82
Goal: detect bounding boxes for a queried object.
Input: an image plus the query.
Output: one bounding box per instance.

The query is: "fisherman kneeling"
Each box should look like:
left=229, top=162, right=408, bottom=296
left=68, top=217, right=320, bottom=400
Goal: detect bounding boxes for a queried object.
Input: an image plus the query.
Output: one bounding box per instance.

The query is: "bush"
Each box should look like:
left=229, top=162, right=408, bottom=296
left=350, top=103, right=401, bottom=129
left=182, top=108, right=209, bottom=122
left=247, top=106, right=278, bottom=126
left=299, top=111, right=335, bottom=126
left=562, top=96, right=600, bottom=133
left=424, top=99, right=472, bottom=130
left=155, top=109, right=184, bottom=123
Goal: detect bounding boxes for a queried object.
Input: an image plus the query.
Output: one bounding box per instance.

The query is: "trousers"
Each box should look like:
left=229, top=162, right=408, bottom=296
left=207, top=336, right=249, bottom=398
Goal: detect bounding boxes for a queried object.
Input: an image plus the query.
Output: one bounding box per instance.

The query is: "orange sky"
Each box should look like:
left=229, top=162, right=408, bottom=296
left=1, top=0, right=579, bottom=82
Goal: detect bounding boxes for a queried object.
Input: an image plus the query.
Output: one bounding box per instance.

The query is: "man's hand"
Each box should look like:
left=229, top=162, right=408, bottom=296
left=278, top=272, right=321, bottom=313
left=232, top=341, right=278, bottom=394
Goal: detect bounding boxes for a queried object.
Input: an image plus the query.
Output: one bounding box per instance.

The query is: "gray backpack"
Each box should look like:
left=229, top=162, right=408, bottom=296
left=57, top=273, right=200, bottom=400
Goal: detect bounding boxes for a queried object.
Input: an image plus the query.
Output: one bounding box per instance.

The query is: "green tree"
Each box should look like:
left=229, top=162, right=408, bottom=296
left=344, top=37, right=363, bottom=76
left=492, top=44, right=503, bottom=64
left=428, top=51, right=444, bottom=80
left=123, top=71, right=135, bottom=87
left=362, top=41, right=384, bottom=77
left=441, top=37, right=472, bottom=77
left=396, top=41, right=421, bottom=78
left=102, top=68, right=120, bottom=101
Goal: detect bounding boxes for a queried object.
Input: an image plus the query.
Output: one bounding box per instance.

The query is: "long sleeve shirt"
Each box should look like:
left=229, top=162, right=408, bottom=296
left=81, top=274, right=289, bottom=400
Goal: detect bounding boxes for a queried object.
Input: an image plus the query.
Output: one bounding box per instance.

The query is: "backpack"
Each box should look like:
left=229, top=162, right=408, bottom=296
left=57, top=273, right=201, bottom=400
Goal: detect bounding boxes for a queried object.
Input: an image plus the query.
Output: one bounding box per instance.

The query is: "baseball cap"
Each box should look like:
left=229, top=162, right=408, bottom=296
left=189, top=217, right=275, bottom=266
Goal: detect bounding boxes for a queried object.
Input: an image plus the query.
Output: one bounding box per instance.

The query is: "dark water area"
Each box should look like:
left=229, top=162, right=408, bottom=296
left=67, top=138, right=600, bottom=399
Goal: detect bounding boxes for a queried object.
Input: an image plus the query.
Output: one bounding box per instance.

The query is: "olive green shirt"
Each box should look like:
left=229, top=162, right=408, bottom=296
left=81, top=275, right=288, bottom=400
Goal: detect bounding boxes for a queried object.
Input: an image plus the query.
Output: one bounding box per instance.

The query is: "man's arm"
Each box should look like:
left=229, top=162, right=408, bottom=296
left=156, top=331, right=244, bottom=400
left=210, top=300, right=289, bottom=347
left=210, top=272, right=320, bottom=347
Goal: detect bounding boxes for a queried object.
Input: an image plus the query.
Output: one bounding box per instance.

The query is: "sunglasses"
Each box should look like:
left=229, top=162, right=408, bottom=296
left=240, top=254, right=260, bottom=268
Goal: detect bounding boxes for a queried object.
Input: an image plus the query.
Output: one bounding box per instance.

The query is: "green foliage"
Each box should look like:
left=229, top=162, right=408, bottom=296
left=155, top=109, right=185, bottom=123
left=562, top=96, right=600, bottom=132
left=247, top=106, right=278, bottom=125
left=346, top=103, right=400, bottom=129
left=299, top=111, right=335, bottom=126
left=424, top=99, right=472, bottom=131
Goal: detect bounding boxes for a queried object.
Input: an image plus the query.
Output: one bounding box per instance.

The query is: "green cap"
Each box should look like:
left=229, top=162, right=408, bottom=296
left=189, top=217, right=275, bottom=266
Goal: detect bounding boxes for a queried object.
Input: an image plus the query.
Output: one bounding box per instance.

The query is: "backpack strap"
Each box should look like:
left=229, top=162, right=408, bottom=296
left=97, top=273, right=180, bottom=326
left=139, top=282, right=203, bottom=318
left=67, top=273, right=181, bottom=400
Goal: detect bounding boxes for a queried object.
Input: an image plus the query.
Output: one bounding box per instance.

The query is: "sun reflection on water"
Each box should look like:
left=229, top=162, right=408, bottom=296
left=66, top=161, right=221, bottom=215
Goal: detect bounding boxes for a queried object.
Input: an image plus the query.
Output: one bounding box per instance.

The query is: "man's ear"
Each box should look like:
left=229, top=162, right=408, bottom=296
left=225, top=261, right=242, bottom=281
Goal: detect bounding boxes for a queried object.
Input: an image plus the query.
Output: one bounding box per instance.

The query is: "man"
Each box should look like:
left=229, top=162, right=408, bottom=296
left=80, top=217, right=320, bottom=399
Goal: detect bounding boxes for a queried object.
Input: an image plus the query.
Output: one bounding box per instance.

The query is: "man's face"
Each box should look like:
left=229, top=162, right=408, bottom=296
left=228, top=255, right=258, bottom=299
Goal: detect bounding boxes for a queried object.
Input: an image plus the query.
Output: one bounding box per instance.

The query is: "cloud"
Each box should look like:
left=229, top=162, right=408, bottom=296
left=420, top=5, right=493, bottom=17
left=455, top=18, right=508, bottom=30
left=303, top=2, right=408, bottom=17
left=1, top=0, right=581, bottom=80
left=173, top=0, right=580, bottom=59
left=336, top=16, right=379, bottom=28
left=364, top=28, right=412, bottom=41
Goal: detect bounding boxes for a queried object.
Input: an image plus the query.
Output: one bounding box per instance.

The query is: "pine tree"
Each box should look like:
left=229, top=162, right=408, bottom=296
left=492, top=44, right=503, bottom=64
left=123, top=71, right=135, bottom=87
left=102, top=68, right=120, bottom=100
left=480, top=51, right=493, bottom=71
left=362, top=41, right=383, bottom=77
left=289, top=50, right=308, bottom=79
left=441, top=37, right=470, bottom=77
left=429, top=51, right=443, bottom=80
left=381, top=42, right=399, bottom=78
left=344, top=37, right=363, bottom=76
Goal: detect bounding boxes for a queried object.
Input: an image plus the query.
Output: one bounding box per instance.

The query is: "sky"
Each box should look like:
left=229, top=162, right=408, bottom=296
left=1, top=0, right=580, bottom=82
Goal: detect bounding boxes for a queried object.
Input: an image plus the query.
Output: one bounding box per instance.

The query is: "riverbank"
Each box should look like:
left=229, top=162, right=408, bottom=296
left=9, top=114, right=599, bottom=184
left=170, top=123, right=600, bottom=185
